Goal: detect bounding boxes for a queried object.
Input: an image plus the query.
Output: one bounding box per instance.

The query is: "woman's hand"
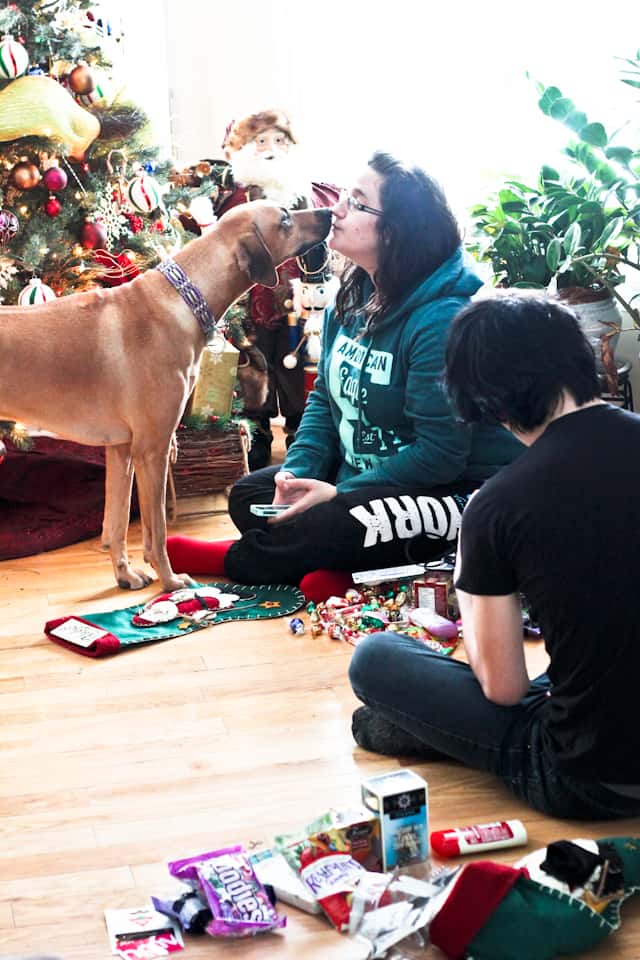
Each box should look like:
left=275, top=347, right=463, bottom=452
left=269, top=474, right=337, bottom=523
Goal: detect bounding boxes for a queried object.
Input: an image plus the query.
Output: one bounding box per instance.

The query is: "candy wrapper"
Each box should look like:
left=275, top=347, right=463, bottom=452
left=349, top=866, right=459, bottom=958
left=299, top=847, right=367, bottom=932
left=151, top=887, right=212, bottom=935
left=167, top=846, right=286, bottom=938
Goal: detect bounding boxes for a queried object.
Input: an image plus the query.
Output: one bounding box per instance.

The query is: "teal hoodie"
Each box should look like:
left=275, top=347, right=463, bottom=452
left=284, top=247, right=522, bottom=492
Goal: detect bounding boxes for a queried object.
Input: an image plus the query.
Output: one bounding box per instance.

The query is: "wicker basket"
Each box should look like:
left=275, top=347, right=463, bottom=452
left=170, top=424, right=248, bottom=498
left=5, top=425, right=249, bottom=504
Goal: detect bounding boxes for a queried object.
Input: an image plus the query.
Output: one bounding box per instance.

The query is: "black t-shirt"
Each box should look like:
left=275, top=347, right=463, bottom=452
left=457, top=404, right=640, bottom=782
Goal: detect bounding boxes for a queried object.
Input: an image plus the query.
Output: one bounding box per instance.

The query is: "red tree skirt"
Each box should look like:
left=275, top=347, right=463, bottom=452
left=0, top=447, right=109, bottom=560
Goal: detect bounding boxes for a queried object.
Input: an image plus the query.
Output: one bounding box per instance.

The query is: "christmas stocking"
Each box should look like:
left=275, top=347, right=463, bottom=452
left=429, top=836, right=640, bottom=960
left=44, top=582, right=305, bottom=658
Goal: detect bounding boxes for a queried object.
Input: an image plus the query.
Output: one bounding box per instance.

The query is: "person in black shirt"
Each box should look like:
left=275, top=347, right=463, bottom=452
left=349, top=294, right=640, bottom=819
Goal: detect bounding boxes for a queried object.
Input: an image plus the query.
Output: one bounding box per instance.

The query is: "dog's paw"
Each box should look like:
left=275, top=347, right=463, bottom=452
left=163, top=572, right=198, bottom=591
left=117, top=567, right=154, bottom=590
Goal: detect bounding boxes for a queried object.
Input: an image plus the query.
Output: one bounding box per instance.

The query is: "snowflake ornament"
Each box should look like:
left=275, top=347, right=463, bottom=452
left=0, top=256, right=17, bottom=291
left=93, top=190, right=129, bottom=250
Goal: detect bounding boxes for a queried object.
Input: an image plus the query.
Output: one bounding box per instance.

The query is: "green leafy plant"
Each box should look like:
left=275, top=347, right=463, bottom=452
left=470, top=50, right=640, bottom=329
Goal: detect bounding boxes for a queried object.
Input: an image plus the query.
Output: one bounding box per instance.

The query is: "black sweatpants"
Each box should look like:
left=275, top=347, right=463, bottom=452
left=225, top=466, right=472, bottom=584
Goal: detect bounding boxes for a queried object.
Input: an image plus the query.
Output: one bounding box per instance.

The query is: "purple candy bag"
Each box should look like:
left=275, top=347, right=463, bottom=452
left=168, top=845, right=285, bottom=938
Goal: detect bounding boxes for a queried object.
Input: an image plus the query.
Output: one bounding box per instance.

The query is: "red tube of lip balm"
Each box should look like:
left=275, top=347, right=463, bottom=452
left=430, top=819, right=527, bottom=858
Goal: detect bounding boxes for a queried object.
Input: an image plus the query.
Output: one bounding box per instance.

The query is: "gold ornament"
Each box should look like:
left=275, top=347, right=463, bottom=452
left=0, top=76, right=100, bottom=160
left=11, top=161, right=41, bottom=190
left=69, top=63, right=95, bottom=95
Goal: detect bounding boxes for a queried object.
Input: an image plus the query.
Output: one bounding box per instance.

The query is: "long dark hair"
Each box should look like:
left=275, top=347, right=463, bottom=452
left=335, top=151, right=461, bottom=332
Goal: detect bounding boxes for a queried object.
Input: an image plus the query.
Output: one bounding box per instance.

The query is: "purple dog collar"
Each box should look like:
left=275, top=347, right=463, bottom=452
left=156, top=257, right=217, bottom=340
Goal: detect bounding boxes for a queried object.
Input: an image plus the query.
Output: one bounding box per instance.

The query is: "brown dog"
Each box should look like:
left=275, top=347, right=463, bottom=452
left=0, top=201, right=331, bottom=590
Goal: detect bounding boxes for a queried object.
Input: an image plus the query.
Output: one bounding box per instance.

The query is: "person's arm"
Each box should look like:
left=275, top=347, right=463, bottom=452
left=454, top=495, right=530, bottom=706
left=455, top=589, right=529, bottom=705
left=336, top=300, right=472, bottom=493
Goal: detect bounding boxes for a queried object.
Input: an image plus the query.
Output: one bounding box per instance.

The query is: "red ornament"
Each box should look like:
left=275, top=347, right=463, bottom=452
left=80, top=220, right=107, bottom=250
left=44, top=196, right=62, bottom=217
left=93, top=249, right=140, bottom=287
left=42, top=167, right=68, bottom=192
left=0, top=439, right=6, bottom=465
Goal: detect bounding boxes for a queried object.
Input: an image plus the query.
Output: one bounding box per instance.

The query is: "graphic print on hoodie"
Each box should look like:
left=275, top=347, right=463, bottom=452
left=329, top=333, right=401, bottom=471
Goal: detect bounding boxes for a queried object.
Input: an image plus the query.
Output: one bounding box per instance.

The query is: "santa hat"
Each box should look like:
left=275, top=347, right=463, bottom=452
left=222, top=109, right=296, bottom=157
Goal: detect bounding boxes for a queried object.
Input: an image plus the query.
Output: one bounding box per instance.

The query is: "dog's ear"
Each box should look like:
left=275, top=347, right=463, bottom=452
left=235, top=232, right=278, bottom=288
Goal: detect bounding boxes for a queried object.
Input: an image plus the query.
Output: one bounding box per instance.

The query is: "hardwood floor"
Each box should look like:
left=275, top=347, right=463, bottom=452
left=1, top=449, right=639, bottom=958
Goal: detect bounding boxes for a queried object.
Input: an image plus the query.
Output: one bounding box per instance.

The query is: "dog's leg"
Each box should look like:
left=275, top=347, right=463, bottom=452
left=103, top=443, right=153, bottom=590
left=133, top=442, right=195, bottom=592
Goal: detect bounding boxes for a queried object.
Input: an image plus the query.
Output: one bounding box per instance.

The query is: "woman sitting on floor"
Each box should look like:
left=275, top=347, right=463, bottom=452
left=167, top=151, right=522, bottom=600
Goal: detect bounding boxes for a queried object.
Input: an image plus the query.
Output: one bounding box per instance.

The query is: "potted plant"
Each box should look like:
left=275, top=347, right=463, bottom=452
left=470, top=50, right=640, bottom=389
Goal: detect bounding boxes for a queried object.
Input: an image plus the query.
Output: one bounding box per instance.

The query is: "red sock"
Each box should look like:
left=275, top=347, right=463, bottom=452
left=166, top=535, right=237, bottom=576
left=299, top=569, right=355, bottom=604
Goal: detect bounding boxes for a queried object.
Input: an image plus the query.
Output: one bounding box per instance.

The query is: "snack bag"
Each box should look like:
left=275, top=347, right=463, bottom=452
left=274, top=810, right=334, bottom=872
left=299, top=846, right=366, bottom=932
left=167, top=846, right=285, bottom=938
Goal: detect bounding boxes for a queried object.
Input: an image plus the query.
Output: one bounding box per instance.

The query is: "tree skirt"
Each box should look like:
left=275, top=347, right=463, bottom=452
left=0, top=449, right=108, bottom=561
left=44, top=582, right=305, bottom=657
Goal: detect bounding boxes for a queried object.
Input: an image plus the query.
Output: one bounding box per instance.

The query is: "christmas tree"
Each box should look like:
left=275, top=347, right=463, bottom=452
left=0, top=0, right=180, bottom=446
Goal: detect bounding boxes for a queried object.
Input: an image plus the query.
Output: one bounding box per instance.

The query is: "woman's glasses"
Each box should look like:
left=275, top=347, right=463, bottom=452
left=340, top=189, right=383, bottom=217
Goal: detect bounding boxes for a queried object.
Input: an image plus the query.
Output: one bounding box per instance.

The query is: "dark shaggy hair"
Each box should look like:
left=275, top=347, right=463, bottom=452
left=335, top=151, right=461, bottom=332
left=444, top=295, right=601, bottom=433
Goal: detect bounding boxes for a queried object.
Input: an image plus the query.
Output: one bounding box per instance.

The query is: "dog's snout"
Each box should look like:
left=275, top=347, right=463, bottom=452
left=317, top=207, right=333, bottom=231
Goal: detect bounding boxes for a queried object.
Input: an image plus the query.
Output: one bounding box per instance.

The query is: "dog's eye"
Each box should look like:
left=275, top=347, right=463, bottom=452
left=280, top=209, right=292, bottom=229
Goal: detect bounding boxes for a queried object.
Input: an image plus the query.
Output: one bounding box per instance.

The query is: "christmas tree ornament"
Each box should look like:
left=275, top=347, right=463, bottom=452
left=10, top=161, right=41, bottom=191
left=92, top=249, right=139, bottom=287
left=0, top=76, right=101, bottom=160
left=0, top=209, right=19, bottom=246
left=126, top=173, right=162, bottom=213
left=68, top=62, right=95, bottom=95
left=44, top=195, right=62, bottom=217
left=0, top=255, right=18, bottom=292
left=0, top=438, right=5, bottom=465
left=80, top=219, right=107, bottom=249
left=42, top=166, right=68, bottom=192
left=75, top=72, right=113, bottom=107
left=93, top=189, right=128, bottom=249
left=18, top=277, right=57, bottom=306
left=0, top=35, right=30, bottom=80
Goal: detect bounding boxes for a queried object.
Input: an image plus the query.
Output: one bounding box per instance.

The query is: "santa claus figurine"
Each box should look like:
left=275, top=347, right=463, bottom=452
left=217, top=109, right=339, bottom=469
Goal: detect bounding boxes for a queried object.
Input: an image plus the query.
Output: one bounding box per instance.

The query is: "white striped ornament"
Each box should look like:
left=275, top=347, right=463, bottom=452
left=0, top=36, right=29, bottom=79
left=126, top=174, right=162, bottom=213
left=18, top=278, right=57, bottom=306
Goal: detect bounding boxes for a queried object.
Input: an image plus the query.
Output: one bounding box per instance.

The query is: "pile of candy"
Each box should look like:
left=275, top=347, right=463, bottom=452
left=290, top=585, right=459, bottom=655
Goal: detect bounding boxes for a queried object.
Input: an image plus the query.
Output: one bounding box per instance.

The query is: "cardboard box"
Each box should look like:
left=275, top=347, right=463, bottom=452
left=413, top=578, right=448, bottom=617
left=361, top=769, right=429, bottom=871
left=186, top=340, right=239, bottom=419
